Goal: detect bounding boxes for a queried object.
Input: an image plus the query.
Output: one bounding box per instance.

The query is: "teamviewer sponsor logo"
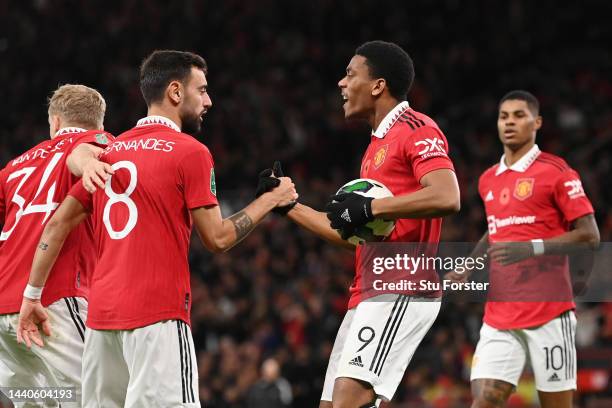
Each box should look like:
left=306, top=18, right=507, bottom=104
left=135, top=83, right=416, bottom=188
left=349, top=356, right=364, bottom=367
left=487, top=214, right=536, bottom=235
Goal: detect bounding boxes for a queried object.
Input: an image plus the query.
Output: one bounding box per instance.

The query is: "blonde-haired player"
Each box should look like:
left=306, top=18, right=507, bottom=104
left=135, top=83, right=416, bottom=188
left=0, top=84, right=113, bottom=407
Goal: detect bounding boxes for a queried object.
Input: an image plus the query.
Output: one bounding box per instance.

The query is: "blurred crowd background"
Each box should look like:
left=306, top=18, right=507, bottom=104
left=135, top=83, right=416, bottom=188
left=1, top=0, right=611, bottom=407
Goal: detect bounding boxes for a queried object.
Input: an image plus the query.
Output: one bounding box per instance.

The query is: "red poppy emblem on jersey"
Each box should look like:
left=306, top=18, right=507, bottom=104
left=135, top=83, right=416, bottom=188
left=499, top=187, right=510, bottom=205
left=513, top=178, right=534, bottom=200
left=373, top=145, right=388, bottom=169
left=362, top=159, right=371, bottom=174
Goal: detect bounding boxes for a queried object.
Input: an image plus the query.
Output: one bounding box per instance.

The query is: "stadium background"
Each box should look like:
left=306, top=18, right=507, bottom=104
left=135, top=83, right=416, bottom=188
left=1, top=0, right=610, bottom=407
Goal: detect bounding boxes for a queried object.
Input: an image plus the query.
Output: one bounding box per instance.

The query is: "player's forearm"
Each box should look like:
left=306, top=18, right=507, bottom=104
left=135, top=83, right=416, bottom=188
left=540, top=226, right=600, bottom=255
left=371, top=184, right=460, bottom=219
left=29, top=221, right=73, bottom=287
left=471, top=232, right=490, bottom=258
left=461, top=232, right=490, bottom=279
left=67, top=143, right=104, bottom=177
left=29, top=197, right=88, bottom=288
left=214, top=193, right=278, bottom=252
left=288, top=203, right=354, bottom=250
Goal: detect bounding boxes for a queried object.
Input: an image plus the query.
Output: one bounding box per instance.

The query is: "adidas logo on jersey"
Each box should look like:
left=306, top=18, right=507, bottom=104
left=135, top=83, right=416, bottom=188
left=485, top=190, right=494, bottom=201
left=349, top=355, right=364, bottom=367
left=341, top=209, right=352, bottom=223
left=548, top=372, right=561, bottom=382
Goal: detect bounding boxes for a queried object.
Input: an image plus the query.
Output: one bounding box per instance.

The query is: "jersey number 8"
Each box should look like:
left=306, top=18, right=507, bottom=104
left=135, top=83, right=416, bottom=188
left=103, top=161, right=138, bottom=240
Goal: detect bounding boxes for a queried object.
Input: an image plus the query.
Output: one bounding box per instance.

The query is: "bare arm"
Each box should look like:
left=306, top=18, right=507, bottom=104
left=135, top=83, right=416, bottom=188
left=28, top=197, right=89, bottom=287
left=17, top=196, right=88, bottom=348
left=488, top=214, right=600, bottom=265
left=370, top=168, right=460, bottom=219
left=540, top=214, right=600, bottom=253
left=67, top=144, right=114, bottom=193
left=287, top=203, right=354, bottom=250
left=192, top=177, right=297, bottom=253
left=445, top=231, right=489, bottom=282
left=470, top=231, right=490, bottom=258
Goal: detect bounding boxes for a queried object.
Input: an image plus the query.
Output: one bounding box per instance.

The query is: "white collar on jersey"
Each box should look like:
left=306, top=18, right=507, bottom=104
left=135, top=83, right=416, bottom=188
left=54, top=127, right=87, bottom=137
left=372, top=101, right=410, bottom=139
left=136, top=115, right=180, bottom=132
left=495, top=144, right=541, bottom=176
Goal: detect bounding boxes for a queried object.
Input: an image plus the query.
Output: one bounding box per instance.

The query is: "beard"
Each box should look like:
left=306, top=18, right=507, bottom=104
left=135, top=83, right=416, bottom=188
left=180, top=111, right=202, bottom=136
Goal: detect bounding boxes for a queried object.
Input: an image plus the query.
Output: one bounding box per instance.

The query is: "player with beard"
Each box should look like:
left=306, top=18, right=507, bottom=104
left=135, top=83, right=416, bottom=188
left=446, top=90, right=599, bottom=408
left=17, top=50, right=298, bottom=407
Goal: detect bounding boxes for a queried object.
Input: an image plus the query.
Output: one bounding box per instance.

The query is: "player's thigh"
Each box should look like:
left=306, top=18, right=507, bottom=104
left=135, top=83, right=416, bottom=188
left=321, top=309, right=355, bottom=403
left=0, top=315, right=60, bottom=407
left=335, top=294, right=440, bottom=403
left=332, top=377, right=378, bottom=408
left=82, top=329, right=129, bottom=408
left=470, top=378, right=514, bottom=408
left=470, top=323, right=527, bottom=388
left=537, top=390, right=573, bottom=408
left=122, top=320, right=200, bottom=408
left=0, top=314, right=51, bottom=386
left=524, top=310, right=576, bottom=393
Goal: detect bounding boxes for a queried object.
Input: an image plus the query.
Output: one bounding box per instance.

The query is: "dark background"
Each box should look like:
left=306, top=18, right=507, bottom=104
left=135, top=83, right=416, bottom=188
left=1, top=1, right=611, bottom=407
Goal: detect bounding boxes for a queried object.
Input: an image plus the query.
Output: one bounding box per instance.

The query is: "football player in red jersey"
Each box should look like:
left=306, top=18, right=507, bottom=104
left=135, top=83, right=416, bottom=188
left=0, top=84, right=114, bottom=407
left=16, top=51, right=297, bottom=407
left=259, top=41, right=460, bottom=408
left=446, top=90, right=600, bottom=408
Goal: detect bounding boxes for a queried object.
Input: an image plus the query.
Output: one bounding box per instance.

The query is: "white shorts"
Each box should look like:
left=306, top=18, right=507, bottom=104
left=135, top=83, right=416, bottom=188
left=0, top=297, right=87, bottom=408
left=321, top=294, right=441, bottom=402
left=82, top=319, right=200, bottom=408
left=471, top=310, right=577, bottom=392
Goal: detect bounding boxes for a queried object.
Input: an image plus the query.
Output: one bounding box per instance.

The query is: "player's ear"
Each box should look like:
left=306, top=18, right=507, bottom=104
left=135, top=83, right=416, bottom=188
left=371, top=78, right=386, bottom=97
left=168, top=80, right=182, bottom=105
left=534, top=115, right=543, bottom=130
left=49, top=114, right=61, bottom=138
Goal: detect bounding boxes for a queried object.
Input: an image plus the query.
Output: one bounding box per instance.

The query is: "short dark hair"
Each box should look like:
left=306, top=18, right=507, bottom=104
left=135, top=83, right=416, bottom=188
left=355, top=41, right=414, bottom=101
left=140, top=50, right=207, bottom=106
left=499, top=90, right=540, bottom=115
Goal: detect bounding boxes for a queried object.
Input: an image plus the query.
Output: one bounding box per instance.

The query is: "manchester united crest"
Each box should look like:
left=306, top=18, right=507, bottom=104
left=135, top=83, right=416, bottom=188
left=513, top=178, right=535, bottom=200
left=373, top=144, right=388, bottom=169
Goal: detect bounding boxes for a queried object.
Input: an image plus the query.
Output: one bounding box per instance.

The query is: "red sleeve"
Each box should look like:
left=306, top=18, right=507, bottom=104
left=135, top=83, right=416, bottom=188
left=0, top=168, right=6, bottom=222
left=178, top=145, right=219, bottom=209
left=68, top=181, right=93, bottom=213
left=478, top=172, right=486, bottom=202
left=403, top=126, right=455, bottom=181
left=553, top=168, right=594, bottom=222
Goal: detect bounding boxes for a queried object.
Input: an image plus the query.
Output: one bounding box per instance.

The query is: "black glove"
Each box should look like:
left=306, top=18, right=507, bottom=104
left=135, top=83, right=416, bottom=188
left=255, top=168, right=280, bottom=197
left=255, top=161, right=297, bottom=215
left=324, top=193, right=374, bottom=240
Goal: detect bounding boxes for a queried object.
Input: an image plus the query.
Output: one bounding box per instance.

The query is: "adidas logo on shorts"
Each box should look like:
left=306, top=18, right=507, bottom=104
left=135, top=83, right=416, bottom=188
left=349, top=355, right=364, bottom=367
left=548, top=372, right=561, bottom=382
left=341, top=209, right=352, bottom=223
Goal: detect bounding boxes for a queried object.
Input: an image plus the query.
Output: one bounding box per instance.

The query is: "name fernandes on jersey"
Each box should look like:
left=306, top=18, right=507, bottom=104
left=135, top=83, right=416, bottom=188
left=105, top=138, right=175, bottom=153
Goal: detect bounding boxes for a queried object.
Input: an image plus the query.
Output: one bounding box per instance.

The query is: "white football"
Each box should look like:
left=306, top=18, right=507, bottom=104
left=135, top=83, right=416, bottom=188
left=335, top=178, right=395, bottom=246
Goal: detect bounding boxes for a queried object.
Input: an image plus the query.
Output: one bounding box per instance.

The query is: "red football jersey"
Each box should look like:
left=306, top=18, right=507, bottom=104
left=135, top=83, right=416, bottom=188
left=69, top=116, right=218, bottom=330
left=479, top=145, right=594, bottom=329
left=0, top=128, right=113, bottom=313
left=350, top=102, right=455, bottom=308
